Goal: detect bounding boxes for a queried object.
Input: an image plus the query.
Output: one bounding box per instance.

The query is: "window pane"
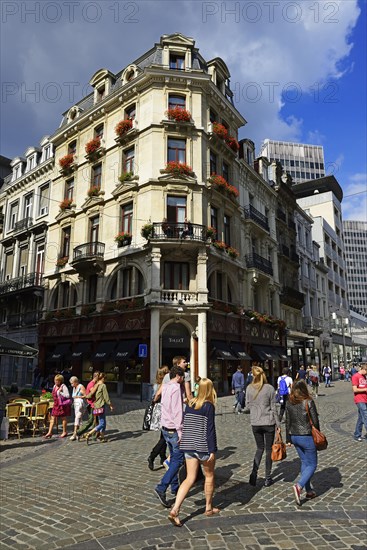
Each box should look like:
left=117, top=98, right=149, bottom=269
left=168, top=95, right=186, bottom=109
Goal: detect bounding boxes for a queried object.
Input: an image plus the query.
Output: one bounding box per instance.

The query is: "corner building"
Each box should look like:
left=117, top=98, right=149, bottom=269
left=3, top=34, right=289, bottom=393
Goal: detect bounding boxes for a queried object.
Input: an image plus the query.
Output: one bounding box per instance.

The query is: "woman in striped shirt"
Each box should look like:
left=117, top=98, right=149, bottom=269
left=168, top=378, right=219, bottom=527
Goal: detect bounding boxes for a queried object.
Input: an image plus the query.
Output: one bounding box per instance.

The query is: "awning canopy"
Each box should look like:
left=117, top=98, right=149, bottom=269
left=276, top=348, right=290, bottom=361
left=251, top=345, right=279, bottom=361
left=230, top=342, right=252, bottom=361
left=211, top=340, right=238, bottom=361
left=0, top=336, right=38, bottom=358
left=50, top=343, right=71, bottom=361
left=71, top=342, right=91, bottom=359
left=113, top=340, right=140, bottom=361
left=92, top=341, right=117, bottom=361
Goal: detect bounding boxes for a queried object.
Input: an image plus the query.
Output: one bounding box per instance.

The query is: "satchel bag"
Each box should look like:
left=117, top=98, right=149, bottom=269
left=150, top=402, right=162, bottom=431
left=142, top=400, right=155, bottom=431
left=271, top=430, right=287, bottom=461
left=305, top=401, right=328, bottom=451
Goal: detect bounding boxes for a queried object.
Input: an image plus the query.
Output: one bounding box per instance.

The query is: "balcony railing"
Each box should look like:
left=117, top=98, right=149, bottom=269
left=277, top=209, right=287, bottom=223
left=14, top=217, right=33, bottom=232
left=246, top=253, right=273, bottom=276
left=303, top=316, right=329, bottom=333
left=279, top=244, right=289, bottom=257
left=73, top=241, right=105, bottom=262
left=7, top=311, right=41, bottom=327
left=150, top=222, right=207, bottom=242
left=281, top=286, right=305, bottom=307
left=160, top=290, right=199, bottom=303
left=0, top=272, right=43, bottom=295
left=243, top=205, right=269, bottom=231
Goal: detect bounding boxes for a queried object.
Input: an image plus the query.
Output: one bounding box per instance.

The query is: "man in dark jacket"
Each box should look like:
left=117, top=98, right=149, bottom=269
left=232, top=366, right=245, bottom=414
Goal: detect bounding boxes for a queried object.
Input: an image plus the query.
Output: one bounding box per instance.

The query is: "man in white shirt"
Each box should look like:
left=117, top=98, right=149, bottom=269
left=277, top=367, right=293, bottom=421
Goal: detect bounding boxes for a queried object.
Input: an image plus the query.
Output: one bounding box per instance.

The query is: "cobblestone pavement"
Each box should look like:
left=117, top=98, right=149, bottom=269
left=1, top=381, right=366, bottom=550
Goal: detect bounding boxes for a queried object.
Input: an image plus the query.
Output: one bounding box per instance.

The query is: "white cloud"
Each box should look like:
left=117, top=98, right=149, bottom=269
left=307, top=130, right=326, bottom=144
left=342, top=173, right=367, bottom=221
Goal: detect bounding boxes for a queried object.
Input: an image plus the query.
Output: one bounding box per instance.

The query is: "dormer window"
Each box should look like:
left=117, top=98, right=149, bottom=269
left=170, top=53, right=185, bottom=70
left=44, top=144, right=52, bottom=160
left=66, top=106, right=81, bottom=123
left=121, top=65, right=137, bottom=85
left=97, top=85, right=105, bottom=102
left=90, top=69, right=115, bottom=105
left=13, top=163, right=23, bottom=181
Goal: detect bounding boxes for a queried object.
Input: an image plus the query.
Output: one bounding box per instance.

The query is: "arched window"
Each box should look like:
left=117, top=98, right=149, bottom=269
left=109, top=267, right=144, bottom=300
left=208, top=271, right=233, bottom=303
left=51, top=282, right=77, bottom=309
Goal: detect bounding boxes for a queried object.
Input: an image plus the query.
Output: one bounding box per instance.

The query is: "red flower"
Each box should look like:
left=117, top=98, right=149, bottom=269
left=59, top=154, right=74, bottom=168
left=85, top=136, right=101, bottom=154
left=225, top=136, right=240, bottom=152
left=163, top=161, right=192, bottom=176
left=59, top=198, right=73, bottom=210
left=115, top=119, right=133, bottom=137
left=213, top=122, right=228, bottom=139
left=166, top=107, right=191, bottom=123
left=208, top=174, right=228, bottom=188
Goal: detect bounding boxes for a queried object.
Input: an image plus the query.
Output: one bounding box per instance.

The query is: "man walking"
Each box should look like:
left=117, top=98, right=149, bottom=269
left=232, top=366, right=245, bottom=414
left=277, top=367, right=293, bottom=421
left=323, top=365, right=332, bottom=387
left=352, top=364, right=367, bottom=442
left=154, top=366, right=185, bottom=507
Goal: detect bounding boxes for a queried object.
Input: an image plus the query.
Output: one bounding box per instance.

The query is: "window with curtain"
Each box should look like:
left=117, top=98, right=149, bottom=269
left=38, top=183, right=50, bottom=216
left=61, top=226, right=71, bottom=258
left=92, top=163, right=102, bottom=188
left=164, top=262, right=189, bottom=290
left=167, top=138, right=186, bottom=163
left=121, top=202, right=133, bottom=233
left=168, top=95, right=186, bottom=109
left=167, top=196, right=186, bottom=223
left=124, top=147, right=135, bottom=173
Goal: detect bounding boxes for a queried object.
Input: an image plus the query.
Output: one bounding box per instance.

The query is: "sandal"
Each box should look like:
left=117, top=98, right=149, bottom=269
left=59, top=433, right=68, bottom=438
left=43, top=434, right=52, bottom=439
left=204, top=507, right=220, bottom=516
left=168, top=509, right=182, bottom=527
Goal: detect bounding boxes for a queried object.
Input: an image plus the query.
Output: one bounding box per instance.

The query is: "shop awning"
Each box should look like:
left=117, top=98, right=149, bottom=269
left=71, top=342, right=91, bottom=359
left=0, top=336, right=38, bottom=358
left=50, top=343, right=71, bottom=361
left=230, top=342, right=252, bottom=360
left=211, top=340, right=238, bottom=361
left=92, top=341, right=117, bottom=361
left=113, top=340, right=140, bottom=361
left=252, top=345, right=279, bottom=361
left=275, top=348, right=290, bottom=361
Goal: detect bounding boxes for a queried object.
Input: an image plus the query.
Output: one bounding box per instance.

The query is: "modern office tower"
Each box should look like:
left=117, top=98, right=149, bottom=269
left=343, top=220, right=367, bottom=317
left=259, top=139, right=325, bottom=184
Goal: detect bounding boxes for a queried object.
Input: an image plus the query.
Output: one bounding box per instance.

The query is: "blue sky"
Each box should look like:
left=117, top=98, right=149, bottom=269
left=1, top=0, right=366, bottom=219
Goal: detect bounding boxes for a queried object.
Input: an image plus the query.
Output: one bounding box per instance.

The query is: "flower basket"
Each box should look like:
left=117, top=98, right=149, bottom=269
left=85, top=137, right=101, bottom=155
left=166, top=107, right=191, bottom=123
left=87, top=186, right=101, bottom=197
left=59, top=198, right=74, bottom=211
left=115, top=232, right=132, bottom=246
left=205, top=226, right=217, bottom=240
left=59, top=154, right=74, bottom=169
left=115, top=119, right=133, bottom=137
left=213, top=122, right=228, bottom=140
left=208, top=174, right=228, bottom=190
left=141, top=223, right=153, bottom=239
left=56, top=257, right=68, bottom=267
left=225, top=136, right=240, bottom=152
left=163, top=161, right=193, bottom=177
left=212, top=240, right=227, bottom=251
left=118, top=171, right=134, bottom=183
left=227, top=247, right=239, bottom=259
left=227, top=184, right=239, bottom=199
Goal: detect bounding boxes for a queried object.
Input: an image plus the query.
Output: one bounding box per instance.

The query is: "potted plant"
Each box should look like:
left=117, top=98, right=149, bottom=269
left=59, top=198, right=74, bottom=211
left=115, top=119, right=133, bottom=137
left=85, top=136, right=101, bottom=155
left=212, top=240, right=227, bottom=251
left=87, top=186, right=101, bottom=197
left=59, top=153, right=74, bottom=169
left=163, top=161, right=193, bottom=177
left=227, top=184, right=239, bottom=199
left=227, top=246, right=239, bottom=259
left=205, top=226, right=217, bottom=240
left=56, top=257, right=68, bottom=267
left=208, top=174, right=228, bottom=191
left=166, top=107, right=191, bottom=123
left=225, top=136, right=240, bottom=152
left=141, top=223, right=153, bottom=239
left=118, top=171, right=134, bottom=183
left=115, top=231, right=132, bottom=246
left=212, top=122, right=228, bottom=140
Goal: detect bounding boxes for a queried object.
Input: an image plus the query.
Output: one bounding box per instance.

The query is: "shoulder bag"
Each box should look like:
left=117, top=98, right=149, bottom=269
left=142, top=400, right=155, bottom=431
left=305, top=401, right=328, bottom=451
left=59, top=385, right=72, bottom=406
left=271, top=430, right=287, bottom=461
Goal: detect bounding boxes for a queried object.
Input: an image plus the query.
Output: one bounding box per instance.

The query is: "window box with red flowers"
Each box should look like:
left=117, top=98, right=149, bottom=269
left=115, top=119, right=135, bottom=144
left=59, top=153, right=76, bottom=174
left=212, top=122, right=228, bottom=140
left=166, top=107, right=192, bottom=123
left=115, top=231, right=132, bottom=247
left=227, top=246, right=239, bottom=259
left=87, top=186, right=102, bottom=198
left=85, top=136, right=105, bottom=160
left=205, top=226, right=217, bottom=241
left=208, top=174, right=228, bottom=192
left=56, top=256, right=68, bottom=268
left=59, top=198, right=75, bottom=211
left=212, top=240, right=227, bottom=251
left=225, top=136, right=240, bottom=153
left=227, top=184, right=239, bottom=199
left=162, top=161, right=194, bottom=177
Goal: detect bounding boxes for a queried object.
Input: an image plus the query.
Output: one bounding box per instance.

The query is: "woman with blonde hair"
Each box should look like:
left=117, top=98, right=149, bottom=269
left=44, top=374, right=71, bottom=439
left=245, top=365, right=281, bottom=487
left=168, top=377, right=218, bottom=527
left=147, top=366, right=170, bottom=470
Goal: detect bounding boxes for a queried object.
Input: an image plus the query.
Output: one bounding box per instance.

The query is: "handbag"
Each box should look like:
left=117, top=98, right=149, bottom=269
left=150, top=402, right=162, bottom=431
left=59, top=388, right=72, bottom=407
left=305, top=401, right=328, bottom=451
left=142, top=400, right=155, bottom=431
left=93, top=407, right=104, bottom=415
left=271, top=430, right=287, bottom=461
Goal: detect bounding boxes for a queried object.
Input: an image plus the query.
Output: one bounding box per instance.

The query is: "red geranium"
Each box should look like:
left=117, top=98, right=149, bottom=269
left=115, top=119, right=133, bottom=137
left=85, top=136, right=101, bottom=154
left=166, top=107, right=191, bottom=123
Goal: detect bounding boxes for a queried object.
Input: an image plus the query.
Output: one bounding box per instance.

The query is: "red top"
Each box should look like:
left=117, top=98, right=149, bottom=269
left=352, top=372, right=367, bottom=404
left=86, top=380, right=96, bottom=407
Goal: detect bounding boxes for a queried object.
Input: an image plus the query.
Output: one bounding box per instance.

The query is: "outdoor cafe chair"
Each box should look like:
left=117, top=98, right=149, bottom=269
left=27, top=402, right=49, bottom=437
left=6, top=403, right=22, bottom=439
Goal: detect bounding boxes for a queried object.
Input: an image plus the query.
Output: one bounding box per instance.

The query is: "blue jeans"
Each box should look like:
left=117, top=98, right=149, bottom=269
left=291, top=435, right=317, bottom=492
left=354, top=402, right=367, bottom=439
left=324, top=376, right=331, bottom=387
left=155, top=429, right=184, bottom=494
left=95, top=410, right=106, bottom=432
left=234, top=389, right=244, bottom=412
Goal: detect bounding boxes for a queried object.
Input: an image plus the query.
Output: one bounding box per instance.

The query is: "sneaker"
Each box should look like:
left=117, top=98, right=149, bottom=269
left=249, top=472, right=257, bottom=486
left=69, top=435, right=77, bottom=441
left=293, top=484, right=301, bottom=506
left=163, top=459, right=170, bottom=470
left=354, top=437, right=363, bottom=442
left=305, top=491, right=317, bottom=500
left=264, top=478, right=274, bottom=487
left=154, top=488, right=170, bottom=508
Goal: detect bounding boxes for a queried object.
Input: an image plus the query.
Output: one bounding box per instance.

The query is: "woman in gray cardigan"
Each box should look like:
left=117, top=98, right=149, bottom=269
left=245, top=365, right=281, bottom=487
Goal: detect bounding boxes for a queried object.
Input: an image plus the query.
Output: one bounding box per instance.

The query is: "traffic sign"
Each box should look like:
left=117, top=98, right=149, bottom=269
left=138, top=344, right=148, bottom=358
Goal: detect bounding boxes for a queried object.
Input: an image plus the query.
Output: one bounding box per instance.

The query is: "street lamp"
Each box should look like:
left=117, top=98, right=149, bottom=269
left=331, top=310, right=349, bottom=369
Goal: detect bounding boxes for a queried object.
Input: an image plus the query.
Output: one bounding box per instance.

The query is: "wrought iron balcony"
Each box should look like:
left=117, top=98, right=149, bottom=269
left=73, top=241, right=105, bottom=262
left=150, top=222, right=207, bottom=242
left=280, top=285, right=305, bottom=308
left=277, top=209, right=287, bottom=223
left=14, top=217, right=33, bottom=232
left=0, top=272, right=44, bottom=295
left=246, top=253, right=273, bottom=276
left=7, top=311, right=41, bottom=327
left=303, top=316, right=329, bottom=334
left=243, top=205, right=269, bottom=231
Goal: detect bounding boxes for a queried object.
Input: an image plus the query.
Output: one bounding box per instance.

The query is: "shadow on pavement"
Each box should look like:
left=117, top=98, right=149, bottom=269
left=312, top=466, right=343, bottom=496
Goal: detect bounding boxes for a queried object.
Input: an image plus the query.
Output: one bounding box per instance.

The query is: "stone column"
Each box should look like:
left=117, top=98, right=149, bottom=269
left=197, top=247, right=208, bottom=303
left=149, top=247, right=162, bottom=302
left=150, top=308, right=160, bottom=384
left=197, top=310, right=207, bottom=378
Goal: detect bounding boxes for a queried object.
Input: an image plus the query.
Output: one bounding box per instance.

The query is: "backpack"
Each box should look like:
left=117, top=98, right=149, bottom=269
left=278, top=376, right=289, bottom=396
